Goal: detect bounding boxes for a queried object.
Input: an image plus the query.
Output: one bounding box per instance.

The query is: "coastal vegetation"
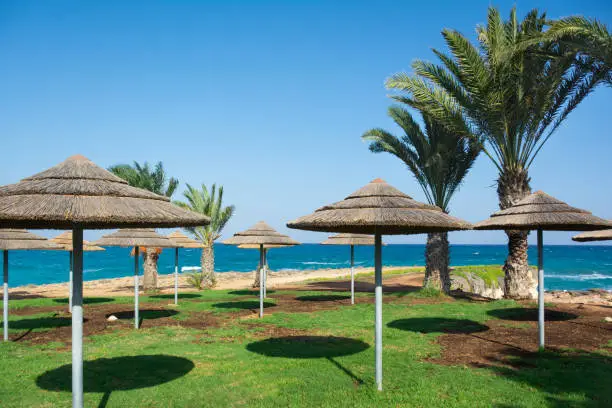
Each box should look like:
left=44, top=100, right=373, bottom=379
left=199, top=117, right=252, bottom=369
left=363, top=106, right=480, bottom=293
left=384, top=7, right=610, bottom=299
left=108, top=161, right=179, bottom=291
left=176, top=184, right=235, bottom=288
left=1, top=275, right=609, bottom=407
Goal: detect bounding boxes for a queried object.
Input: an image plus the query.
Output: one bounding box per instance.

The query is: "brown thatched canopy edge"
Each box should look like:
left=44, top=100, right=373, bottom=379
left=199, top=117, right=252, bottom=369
left=223, top=221, right=300, bottom=246
left=0, top=155, right=210, bottom=229
left=287, top=179, right=472, bottom=235
left=167, top=230, right=202, bottom=249
left=321, top=233, right=380, bottom=246
left=474, top=191, right=611, bottom=231
left=0, top=229, right=62, bottom=251
left=572, top=228, right=612, bottom=242
left=50, top=231, right=105, bottom=252
left=238, top=243, right=295, bottom=249
left=92, top=228, right=178, bottom=248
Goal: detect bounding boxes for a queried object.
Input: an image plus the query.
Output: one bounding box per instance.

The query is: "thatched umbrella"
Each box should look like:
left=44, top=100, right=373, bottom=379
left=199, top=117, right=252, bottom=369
left=92, top=229, right=178, bottom=328
left=475, top=191, right=610, bottom=349
left=0, top=155, right=209, bottom=408
left=287, top=178, right=471, bottom=390
left=50, top=231, right=105, bottom=312
left=1, top=229, right=61, bottom=341
left=223, top=221, right=300, bottom=317
left=237, top=243, right=294, bottom=296
left=321, top=233, right=377, bottom=305
left=572, top=228, right=612, bottom=242
left=167, top=230, right=201, bottom=305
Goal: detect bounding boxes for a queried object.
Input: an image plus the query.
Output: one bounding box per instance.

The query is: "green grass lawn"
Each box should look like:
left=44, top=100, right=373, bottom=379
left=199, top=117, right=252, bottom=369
left=0, top=287, right=610, bottom=407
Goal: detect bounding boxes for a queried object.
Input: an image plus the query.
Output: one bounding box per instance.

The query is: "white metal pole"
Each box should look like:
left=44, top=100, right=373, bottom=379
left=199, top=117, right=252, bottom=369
left=3, top=250, right=8, bottom=342
left=259, top=245, right=264, bottom=318
left=350, top=245, right=355, bottom=305
left=537, top=229, right=545, bottom=349
left=263, top=248, right=267, bottom=298
left=134, top=246, right=140, bottom=329
left=174, top=247, right=179, bottom=306
left=374, top=233, right=383, bottom=391
left=69, top=251, right=73, bottom=313
left=72, top=228, right=84, bottom=408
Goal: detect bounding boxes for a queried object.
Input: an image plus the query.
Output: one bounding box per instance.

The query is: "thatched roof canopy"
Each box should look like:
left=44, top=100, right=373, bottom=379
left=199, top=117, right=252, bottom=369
left=0, top=229, right=62, bottom=251
left=474, top=191, right=611, bottom=231
left=167, top=230, right=202, bottom=249
left=287, top=179, right=472, bottom=234
left=572, top=228, right=612, bottom=242
left=92, top=229, right=178, bottom=248
left=238, top=243, right=293, bottom=249
left=50, top=231, right=105, bottom=252
left=321, top=233, right=378, bottom=246
left=223, top=221, right=300, bottom=246
left=0, top=155, right=210, bottom=229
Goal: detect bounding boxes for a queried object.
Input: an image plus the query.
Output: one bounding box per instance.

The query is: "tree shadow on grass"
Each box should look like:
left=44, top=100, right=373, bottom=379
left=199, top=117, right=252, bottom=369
left=106, top=309, right=179, bottom=321
left=295, top=295, right=351, bottom=302
left=388, top=318, right=489, bottom=334
left=247, top=336, right=369, bottom=384
left=54, top=297, right=114, bottom=305
left=212, top=301, right=276, bottom=310
left=487, top=308, right=578, bottom=322
left=36, top=355, right=194, bottom=408
left=487, top=349, right=612, bottom=407
left=148, top=293, right=202, bottom=300
left=228, top=290, right=276, bottom=296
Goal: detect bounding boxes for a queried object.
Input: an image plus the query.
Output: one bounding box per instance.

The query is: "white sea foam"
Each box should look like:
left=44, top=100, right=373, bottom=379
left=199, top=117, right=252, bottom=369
left=181, top=266, right=201, bottom=272
left=547, top=273, right=612, bottom=281
left=301, top=261, right=345, bottom=266
left=83, top=268, right=103, bottom=274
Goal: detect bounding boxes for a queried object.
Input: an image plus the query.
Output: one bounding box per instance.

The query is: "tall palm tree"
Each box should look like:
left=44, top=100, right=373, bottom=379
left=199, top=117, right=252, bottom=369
left=363, top=106, right=480, bottom=292
left=175, top=184, right=235, bottom=288
left=385, top=7, right=608, bottom=299
left=109, top=161, right=179, bottom=290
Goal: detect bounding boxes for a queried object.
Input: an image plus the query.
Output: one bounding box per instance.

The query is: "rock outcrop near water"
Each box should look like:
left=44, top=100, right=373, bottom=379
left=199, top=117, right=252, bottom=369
left=450, top=267, right=538, bottom=300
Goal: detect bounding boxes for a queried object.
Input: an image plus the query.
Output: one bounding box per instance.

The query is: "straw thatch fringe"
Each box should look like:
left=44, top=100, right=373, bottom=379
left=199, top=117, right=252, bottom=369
left=167, top=230, right=202, bottom=249
left=321, top=233, right=376, bottom=246
left=223, top=221, right=300, bottom=246
left=0, top=229, right=62, bottom=250
left=50, top=231, right=105, bottom=252
left=92, top=228, right=178, bottom=248
left=475, top=191, right=611, bottom=231
left=572, top=228, right=612, bottom=242
left=0, top=155, right=210, bottom=229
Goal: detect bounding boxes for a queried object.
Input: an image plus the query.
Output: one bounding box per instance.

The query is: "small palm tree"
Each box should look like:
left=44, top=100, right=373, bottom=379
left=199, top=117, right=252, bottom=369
left=363, top=106, right=480, bottom=292
left=175, top=184, right=235, bottom=288
left=385, top=7, right=608, bottom=298
left=109, top=161, right=179, bottom=290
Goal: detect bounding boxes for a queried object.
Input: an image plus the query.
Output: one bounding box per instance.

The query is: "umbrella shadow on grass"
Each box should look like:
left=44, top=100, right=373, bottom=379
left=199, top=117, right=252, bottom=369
left=228, top=290, right=276, bottom=296
left=487, top=308, right=578, bottom=322
left=388, top=318, right=489, bottom=334
left=36, top=355, right=194, bottom=408
left=148, top=293, right=202, bottom=300
left=247, top=336, right=369, bottom=385
left=54, top=297, right=114, bottom=305
left=212, top=301, right=276, bottom=311
left=105, top=309, right=179, bottom=327
left=295, top=295, right=351, bottom=302
left=11, top=314, right=88, bottom=342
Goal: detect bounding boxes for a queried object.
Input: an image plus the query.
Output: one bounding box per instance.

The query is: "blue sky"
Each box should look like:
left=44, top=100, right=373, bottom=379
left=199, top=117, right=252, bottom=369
left=1, top=1, right=610, bottom=245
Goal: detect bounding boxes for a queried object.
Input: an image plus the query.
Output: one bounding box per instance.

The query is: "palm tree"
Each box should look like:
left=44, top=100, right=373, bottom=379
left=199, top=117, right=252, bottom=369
left=175, top=184, right=235, bottom=288
left=385, top=7, right=608, bottom=299
left=109, top=161, right=179, bottom=290
left=363, top=106, right=480, bottom=293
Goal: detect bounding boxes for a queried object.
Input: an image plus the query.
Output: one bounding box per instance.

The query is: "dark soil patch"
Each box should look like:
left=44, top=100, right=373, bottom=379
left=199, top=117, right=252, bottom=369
left=427, top=303, right=612, bottom=369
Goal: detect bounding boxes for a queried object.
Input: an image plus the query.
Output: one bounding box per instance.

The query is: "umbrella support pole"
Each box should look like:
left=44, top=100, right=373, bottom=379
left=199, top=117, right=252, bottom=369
left=537, top=229, right=544, bottom=350
left=263, top=248, right=267, bottom=298
left=69, top=251, right=73, bottom=313
left=3, top=250, right=8, bottom=342
left=259, top=246, right=264, bottom=318
left=134, top=247, right=140, bottom=329
left=174, top=248, right=179, bottom=306
left=374, top=233, right=382, bottom=391
left=71, top=228, right=84, bottom=408
left=350, top=245, right=355, bottom=305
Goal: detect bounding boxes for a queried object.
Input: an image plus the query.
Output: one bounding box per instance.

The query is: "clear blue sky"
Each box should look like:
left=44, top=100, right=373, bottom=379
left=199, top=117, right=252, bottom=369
left=1, top=1, right=610, bottom=244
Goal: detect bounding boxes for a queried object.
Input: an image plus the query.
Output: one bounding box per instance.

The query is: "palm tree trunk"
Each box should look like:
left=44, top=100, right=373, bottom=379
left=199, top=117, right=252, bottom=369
left=252, top=261, right=261, bottom=289
left=142, top=248, right=159, bottom=291
left=200, top=244, right=217, bottom=288
left=424, top=232, right=450, bottom=293
left=497, top=168, right=534, bottom=299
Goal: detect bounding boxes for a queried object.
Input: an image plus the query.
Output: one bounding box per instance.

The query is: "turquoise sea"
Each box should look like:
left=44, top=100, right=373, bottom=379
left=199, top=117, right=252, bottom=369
left=4, top=244, right=611, bottom=291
